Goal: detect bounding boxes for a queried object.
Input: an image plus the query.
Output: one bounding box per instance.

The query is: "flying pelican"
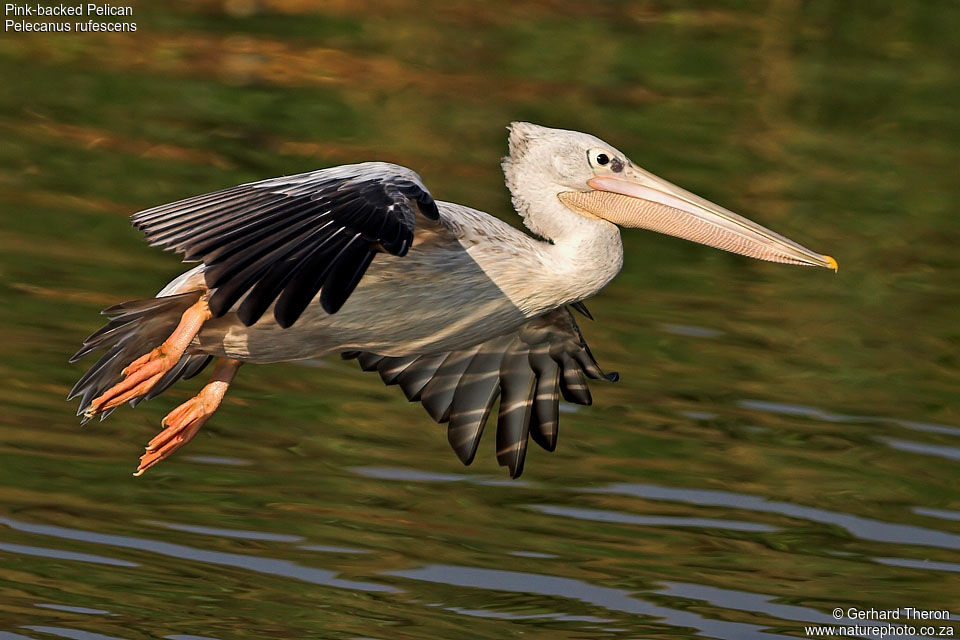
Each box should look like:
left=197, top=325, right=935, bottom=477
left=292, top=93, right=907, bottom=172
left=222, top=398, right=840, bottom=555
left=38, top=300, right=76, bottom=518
left=70, top=123, right=837, bottom=478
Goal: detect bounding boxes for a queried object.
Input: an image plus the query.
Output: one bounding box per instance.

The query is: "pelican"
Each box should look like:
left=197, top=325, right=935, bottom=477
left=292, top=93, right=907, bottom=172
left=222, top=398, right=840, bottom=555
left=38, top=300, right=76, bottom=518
left=70, top=123, right=837, bottom=478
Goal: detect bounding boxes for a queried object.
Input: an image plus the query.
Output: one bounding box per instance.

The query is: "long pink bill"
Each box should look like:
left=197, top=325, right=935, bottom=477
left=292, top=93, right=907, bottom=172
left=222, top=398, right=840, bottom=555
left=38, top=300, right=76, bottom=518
left=559, top=168, right=837, bottom=271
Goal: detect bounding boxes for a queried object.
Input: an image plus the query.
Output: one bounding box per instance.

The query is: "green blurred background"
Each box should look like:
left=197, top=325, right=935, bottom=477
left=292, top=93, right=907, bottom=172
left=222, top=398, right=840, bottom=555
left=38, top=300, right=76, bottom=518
left=0, top=1, right=958, bottom=638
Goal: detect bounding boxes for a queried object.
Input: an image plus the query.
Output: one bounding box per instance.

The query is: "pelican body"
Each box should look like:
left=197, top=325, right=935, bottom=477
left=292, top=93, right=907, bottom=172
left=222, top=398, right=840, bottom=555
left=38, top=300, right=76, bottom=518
left=70, top=123, right=836, bottom=477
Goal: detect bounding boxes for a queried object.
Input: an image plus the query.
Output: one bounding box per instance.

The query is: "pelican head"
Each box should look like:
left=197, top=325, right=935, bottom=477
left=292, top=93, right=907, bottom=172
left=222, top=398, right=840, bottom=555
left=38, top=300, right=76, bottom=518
left=503, top=122, right=837, bottom=271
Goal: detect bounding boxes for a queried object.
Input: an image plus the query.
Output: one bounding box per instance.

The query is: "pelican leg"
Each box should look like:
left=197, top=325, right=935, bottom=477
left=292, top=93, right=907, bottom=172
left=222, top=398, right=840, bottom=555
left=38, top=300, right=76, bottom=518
left=135, top=357, right=242, bottom=476
left=84, top=296, right=212, bottom=418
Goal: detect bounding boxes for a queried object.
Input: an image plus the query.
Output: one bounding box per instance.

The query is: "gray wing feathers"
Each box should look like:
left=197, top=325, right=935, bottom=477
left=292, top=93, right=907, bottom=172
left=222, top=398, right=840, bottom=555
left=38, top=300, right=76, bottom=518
left=396, top=354, right=447, bottom=401
left=131, top=162, right=439, bottom=328
left=342, top=306, right=617, bottom=478
left=447, top=338, right=511, bottom=465
left=421, top=347, right=482, bottom=423
left=528, top=346, right=561, bottom=451
left=495, top=349, right=537, bottom=477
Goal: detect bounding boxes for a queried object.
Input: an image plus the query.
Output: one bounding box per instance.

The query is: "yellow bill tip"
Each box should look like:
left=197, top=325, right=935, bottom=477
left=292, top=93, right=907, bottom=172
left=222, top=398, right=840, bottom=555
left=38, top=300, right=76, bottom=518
left=824, top=255, right=839, bottom=273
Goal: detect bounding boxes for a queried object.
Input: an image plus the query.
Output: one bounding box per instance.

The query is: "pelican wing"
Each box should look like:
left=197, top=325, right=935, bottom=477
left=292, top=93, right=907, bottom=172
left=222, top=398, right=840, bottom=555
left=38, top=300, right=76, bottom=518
left=342, top=307, right=618, bottom=478
left=131, top=162, right=440, bottom=328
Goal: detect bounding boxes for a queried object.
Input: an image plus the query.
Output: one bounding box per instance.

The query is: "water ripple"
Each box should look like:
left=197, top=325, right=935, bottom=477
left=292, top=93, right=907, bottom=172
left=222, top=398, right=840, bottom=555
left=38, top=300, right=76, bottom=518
left=143, top=520, right=305, bottom=542
left=0, top=542, right=138, bottom=568
left=876, top=437, right=960, bottom=462
left=874, top=557, right=960, bottom=573
left=660, top=323, right=725, bottom=339
left=385, top=564, right=794, bottom=640
left=34, top=604, right=114, bottom=616
left=740, top=400, right=960, bottom=437
left=20, top=627, right=128, bottom=640
left=349, top=465, right=531, bottom=486
left=738, top=399, right=866, bottom=423
left=528, top=505, right=777, bottom=532
left=297, top=544, right=369, bottom=554
left=914, top=507, right=960, bottom=522
left=586, top=484, right=960, bottom=551
left=349, top=466, right=467, bottom=483
left=658, top=582, right=837, bottom=625
left=0, top=516, right=393, bottom=593
left=442, top=605, right=610, bottom=622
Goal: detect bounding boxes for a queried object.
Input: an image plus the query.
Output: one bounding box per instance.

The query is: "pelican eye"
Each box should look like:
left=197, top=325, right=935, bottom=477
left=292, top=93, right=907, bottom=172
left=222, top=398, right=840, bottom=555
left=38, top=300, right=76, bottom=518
left=588, top=148, right=620, bottom=171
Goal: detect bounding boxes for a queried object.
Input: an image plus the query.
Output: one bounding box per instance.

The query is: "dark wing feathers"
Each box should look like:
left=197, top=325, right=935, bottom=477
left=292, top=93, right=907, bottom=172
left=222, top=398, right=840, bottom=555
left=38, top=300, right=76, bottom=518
left=559, top=354, right=592, bottom=405
left=318, top=236, right=377, bottom=317
left=395, top=353, right=448, bottom=401
left=342, top=307, right=617, bottom=478
left=420, top=347, right=482, bottom=423
left=528, top=346, right=561, bottom=451
left=446, top=337, right=512, bottom=465
left=569, top=300, right=594, bottom=320
left=68, top=292, right=206, bottom=421
left=495, top=349, right=536, bottom=477
left=131, top=163, right=438, bottom=328
left=376, top=356, right=419, bottom=385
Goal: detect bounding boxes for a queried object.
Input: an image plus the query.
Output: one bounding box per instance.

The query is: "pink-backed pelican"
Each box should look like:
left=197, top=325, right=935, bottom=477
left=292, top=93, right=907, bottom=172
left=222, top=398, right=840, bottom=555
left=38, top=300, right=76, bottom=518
left=70, top=123, right=837, bottom=477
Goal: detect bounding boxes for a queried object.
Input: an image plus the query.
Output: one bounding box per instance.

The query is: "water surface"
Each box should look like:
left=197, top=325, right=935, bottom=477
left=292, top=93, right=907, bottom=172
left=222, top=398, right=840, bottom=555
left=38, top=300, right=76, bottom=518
left=1, top=2, right=959, bottom=638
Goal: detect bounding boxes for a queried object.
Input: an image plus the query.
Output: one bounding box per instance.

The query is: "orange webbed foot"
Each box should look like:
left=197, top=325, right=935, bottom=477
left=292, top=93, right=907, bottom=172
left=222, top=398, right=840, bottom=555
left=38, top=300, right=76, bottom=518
left=84, top=346, right=176, bottom=418
left=134, top=396, right=213, bottom=475
left=133, top=358, right=241, bottom=476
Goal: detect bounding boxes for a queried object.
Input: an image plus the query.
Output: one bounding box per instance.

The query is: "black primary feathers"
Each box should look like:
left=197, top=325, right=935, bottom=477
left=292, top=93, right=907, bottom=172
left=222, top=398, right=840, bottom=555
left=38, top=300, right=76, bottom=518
left=130, top=163, right=439, bottom=328
left=342, top=306, right=618, bottom=478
